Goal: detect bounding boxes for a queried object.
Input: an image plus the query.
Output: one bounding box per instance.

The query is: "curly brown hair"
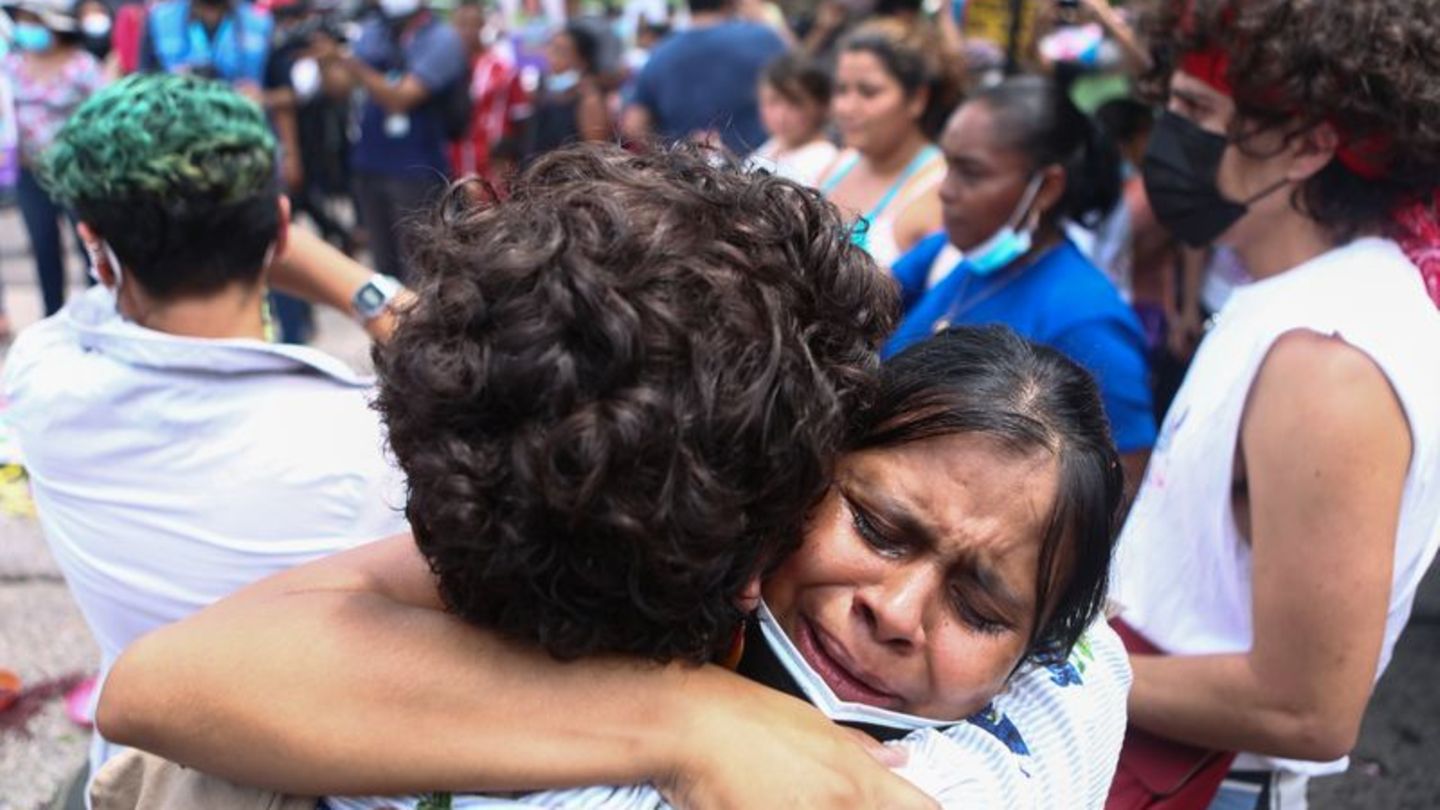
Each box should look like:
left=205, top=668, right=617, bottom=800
left=1142, top=0, right=1440, bottom=240
left=374, top=143, right=897, bottom=664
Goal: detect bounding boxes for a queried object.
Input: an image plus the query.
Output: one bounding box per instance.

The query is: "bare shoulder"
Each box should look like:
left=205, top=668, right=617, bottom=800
left=1243, top=328, right=1410, bottom=482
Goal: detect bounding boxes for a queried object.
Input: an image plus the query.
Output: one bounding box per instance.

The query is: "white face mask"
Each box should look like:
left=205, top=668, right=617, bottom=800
left=962, top=174, right=1045, bottom=277
left=547, top=69, right=579, bottom=94
left=754, top=602, right=954, bottom=733
left=80, top=13, right=112, bottom=38
left=86, top=241, right=125, bottom=293
left=378, top=0, right=421, bottom=20
left=290, top=56, right=321, bottom=100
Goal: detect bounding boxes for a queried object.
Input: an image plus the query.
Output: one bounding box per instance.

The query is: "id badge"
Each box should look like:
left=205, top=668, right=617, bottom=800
left=384, top=113, right=411, bottom=138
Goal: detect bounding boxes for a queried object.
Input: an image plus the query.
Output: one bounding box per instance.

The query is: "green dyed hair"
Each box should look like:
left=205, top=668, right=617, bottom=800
left=44, top=73, right=276, bottom=208
left=41, top=73, right=282, bottom=299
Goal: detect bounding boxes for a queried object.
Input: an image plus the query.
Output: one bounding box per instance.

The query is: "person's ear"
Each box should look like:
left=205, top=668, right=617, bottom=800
left=266, top=195, right=292, bottom=273
left=736, top=575, right=763, bottom=614
left=906, top=85, right=930, bottom=126
left=78, top=222, right=119, bottom=288
left=1031, top=163, right=1068, bottom=225
left=1285, top=121, right=1341, bottom=183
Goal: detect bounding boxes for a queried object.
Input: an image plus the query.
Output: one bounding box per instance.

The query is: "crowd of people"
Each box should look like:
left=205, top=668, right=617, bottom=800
left=2, top=0, right=1439, bottom=809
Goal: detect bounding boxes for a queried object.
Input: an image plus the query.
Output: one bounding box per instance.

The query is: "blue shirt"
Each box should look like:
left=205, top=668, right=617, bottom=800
left=888, top=233, right=1157, bottom=453
left=632, top=21, right=785, bottom=155
left=350, top=16, right=466, bottom=178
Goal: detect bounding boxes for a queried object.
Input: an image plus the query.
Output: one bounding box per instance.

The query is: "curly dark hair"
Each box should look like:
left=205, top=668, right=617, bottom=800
left=374, top=143, right=898, bottom=664
left=1141, top=0, right=1440, bottom=241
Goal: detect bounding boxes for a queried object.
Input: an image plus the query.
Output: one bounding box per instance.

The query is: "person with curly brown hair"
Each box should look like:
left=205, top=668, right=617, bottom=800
left=373, top=142, right=896, bottom=666
left=92, top=146, right=1136, bottom=810
left=1105, top=1, right=1440, bottom=807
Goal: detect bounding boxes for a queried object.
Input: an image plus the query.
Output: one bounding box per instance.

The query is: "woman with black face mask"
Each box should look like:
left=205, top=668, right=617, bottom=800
left=1106, top=1, right=1440, bottom=809
left=75, top=0, right=111, bottom=60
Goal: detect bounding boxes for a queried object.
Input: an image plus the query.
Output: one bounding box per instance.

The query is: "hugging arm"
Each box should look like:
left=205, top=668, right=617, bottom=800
left=267, top=227, right=412, bottom=343
left=97, top=535, right=935, bottom=809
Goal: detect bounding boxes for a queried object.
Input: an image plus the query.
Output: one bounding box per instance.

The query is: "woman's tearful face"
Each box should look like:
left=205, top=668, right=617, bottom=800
left=764, top=432, right=1060, bottom=719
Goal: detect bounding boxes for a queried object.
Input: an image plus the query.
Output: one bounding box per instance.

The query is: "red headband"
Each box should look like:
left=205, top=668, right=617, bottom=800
left=1176, top=11, right=1435, bottom=306
left=1177, top=46, right=1390, bottom=180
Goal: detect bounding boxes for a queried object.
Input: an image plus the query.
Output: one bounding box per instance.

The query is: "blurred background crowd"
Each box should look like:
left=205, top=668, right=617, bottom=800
left=1, top=0, right=1213, bottom=427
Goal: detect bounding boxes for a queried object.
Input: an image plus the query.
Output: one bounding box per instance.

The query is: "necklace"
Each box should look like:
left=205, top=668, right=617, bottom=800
left=932, top=258, right=1035, bottom=333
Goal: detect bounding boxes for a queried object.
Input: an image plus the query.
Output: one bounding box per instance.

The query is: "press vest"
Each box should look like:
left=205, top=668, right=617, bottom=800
left=148, top=0, right=271, bottom=85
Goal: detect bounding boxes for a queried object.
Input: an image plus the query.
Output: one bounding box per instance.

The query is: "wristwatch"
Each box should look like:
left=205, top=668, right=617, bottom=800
left=352, top=273, right=404, bottom=322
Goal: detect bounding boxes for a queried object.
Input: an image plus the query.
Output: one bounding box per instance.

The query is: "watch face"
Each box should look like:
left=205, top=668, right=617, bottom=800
left=357, top=285, right=385, bottom=311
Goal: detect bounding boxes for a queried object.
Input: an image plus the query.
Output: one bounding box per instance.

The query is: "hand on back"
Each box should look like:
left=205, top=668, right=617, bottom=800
left=657, top=666, right=937, bottom=810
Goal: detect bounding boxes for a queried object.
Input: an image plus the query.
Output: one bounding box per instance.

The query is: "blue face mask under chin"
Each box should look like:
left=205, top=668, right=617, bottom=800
left=963, top=174, right=1045, bottom=277
left=14, top=22, right=55, bottom=51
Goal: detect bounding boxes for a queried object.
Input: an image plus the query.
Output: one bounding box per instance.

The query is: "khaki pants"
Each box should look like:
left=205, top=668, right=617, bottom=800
left=89, top=750, right=314, bottom=810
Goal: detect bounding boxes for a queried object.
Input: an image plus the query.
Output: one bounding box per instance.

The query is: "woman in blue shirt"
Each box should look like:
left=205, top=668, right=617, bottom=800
left=886, top=75, right=1156, bottom=485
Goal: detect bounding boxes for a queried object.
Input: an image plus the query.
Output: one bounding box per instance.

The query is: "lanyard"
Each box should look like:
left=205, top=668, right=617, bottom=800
left=933, top=254, right=1036, bottom=333
left=185, top=13, right=235, bottom=72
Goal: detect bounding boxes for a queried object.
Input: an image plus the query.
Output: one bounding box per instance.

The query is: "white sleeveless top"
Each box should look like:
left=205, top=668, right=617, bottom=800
left=1110, top=237, right=1440, bottom=776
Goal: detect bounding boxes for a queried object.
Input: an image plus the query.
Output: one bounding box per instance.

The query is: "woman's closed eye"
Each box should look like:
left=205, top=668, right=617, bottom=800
left=846, top=497, right=909, bottom=558
left=950, top=585, right=1010, bottom=636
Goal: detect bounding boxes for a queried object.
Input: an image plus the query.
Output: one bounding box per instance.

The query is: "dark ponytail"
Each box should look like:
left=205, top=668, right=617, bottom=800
left=974, top=76, right=1121, bottom=229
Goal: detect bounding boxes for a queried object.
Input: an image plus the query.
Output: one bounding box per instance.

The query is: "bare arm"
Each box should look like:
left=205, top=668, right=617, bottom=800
left=1127, top=330, right=1408, bottom=761
left=619, top=103, right=653, bottom=145
left=268, top=226, right=409, bottom=342
left=1080, top=0, right=1151, bottom=74
left=98, top=536, right=934, bottom=808
left=576, top=81, right=611, bottom=143
left=268, top=88, right=304, bottom=192
left=1168, top=245, right=1207, bottom=360
left=311, top=35, right=429, bottom=115
left=343, top=55, right=431, bottom=114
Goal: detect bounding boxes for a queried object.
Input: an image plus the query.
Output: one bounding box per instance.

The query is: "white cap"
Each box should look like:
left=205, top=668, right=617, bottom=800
left=5, top=0, right=79, bottom=32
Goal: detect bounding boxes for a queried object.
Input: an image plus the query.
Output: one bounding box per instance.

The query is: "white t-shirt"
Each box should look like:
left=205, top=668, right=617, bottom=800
left=1111, top=237, right=1440, bottom=776
left=4, top=285, right=410, bottom=772
left=328, top=606, right=1131, bottom=809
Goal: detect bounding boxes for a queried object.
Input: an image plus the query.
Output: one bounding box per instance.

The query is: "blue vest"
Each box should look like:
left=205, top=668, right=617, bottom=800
left=149, top=0, right=271, bottom=85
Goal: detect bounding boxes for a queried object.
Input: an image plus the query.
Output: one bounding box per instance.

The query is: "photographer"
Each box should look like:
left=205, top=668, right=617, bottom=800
left=308, top=0, right=466, bottom=282
left=262, top=0, right=354, bottom=252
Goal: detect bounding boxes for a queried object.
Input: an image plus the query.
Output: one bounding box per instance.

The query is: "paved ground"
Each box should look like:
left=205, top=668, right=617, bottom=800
left=1, top=207, right=1438, bottom=808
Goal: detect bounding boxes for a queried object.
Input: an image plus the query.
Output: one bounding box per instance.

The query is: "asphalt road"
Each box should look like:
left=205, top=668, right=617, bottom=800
left=1, top=209, right=1437, bottom=809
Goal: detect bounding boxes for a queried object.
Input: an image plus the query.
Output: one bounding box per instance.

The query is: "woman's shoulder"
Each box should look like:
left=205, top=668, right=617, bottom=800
left=813, top=147, right=858, bottom=190
left=903, top=144, right=947, bottom=189
left=890, top=622, right=1131, bottom=809
left=995, top=622, right=1132, bottom=807
left=1030, top=241, right=1136, bottom=316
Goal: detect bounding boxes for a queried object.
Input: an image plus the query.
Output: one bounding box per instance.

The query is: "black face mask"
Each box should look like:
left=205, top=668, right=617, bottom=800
left=1134, top=108, right=1249, bottom=246
left=1142, top=110, right=1286, bottom=248
left=83, top=35, right=112, bottom=59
